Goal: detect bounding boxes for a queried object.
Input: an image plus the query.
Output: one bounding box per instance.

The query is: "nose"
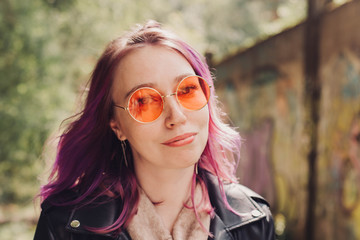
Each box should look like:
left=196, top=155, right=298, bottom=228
left=163, top=94, right=187, bottom=128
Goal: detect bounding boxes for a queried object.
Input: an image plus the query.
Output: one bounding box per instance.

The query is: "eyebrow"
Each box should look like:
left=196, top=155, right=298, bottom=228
left=124, top=82, right=155, bottom=100
left=123, top=73, right=194, bottom=100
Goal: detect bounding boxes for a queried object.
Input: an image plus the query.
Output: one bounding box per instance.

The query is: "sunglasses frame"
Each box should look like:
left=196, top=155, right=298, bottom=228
left=113, top=75, right=211, bottom=123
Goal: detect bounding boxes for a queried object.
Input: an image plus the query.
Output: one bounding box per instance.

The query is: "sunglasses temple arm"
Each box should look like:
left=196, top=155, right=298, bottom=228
left=114, top=104, right=127, bottom=110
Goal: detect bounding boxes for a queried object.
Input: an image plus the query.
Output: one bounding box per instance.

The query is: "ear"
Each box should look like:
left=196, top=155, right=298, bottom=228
left=109, top=118, right=127, bottom=141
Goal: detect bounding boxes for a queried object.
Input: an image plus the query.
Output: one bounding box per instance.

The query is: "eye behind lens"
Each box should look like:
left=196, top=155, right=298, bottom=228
left=177, top=76, right=210, bottom=111
left=128, top=87, right=163, bottom=123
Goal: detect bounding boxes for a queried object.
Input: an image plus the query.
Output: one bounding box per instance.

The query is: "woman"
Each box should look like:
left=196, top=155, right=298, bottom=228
left=34, top=21, right=274, bottom=240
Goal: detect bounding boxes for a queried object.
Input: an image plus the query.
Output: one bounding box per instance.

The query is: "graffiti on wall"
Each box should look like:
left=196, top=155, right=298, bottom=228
left=239, top=118, right=276, bottom=204
left=319, top=49, right=360, bottom=239
left=226, top=63, right=306, bottom=238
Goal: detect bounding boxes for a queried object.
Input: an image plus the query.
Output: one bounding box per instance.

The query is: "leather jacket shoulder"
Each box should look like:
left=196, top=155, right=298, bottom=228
left=34, top=173, right=274, bottom=240
left=206, top=174, right=275, bottom=239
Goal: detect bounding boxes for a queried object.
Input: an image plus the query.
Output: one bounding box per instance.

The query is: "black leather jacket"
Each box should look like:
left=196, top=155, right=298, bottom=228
left=34, top=174, right=275, bottom=239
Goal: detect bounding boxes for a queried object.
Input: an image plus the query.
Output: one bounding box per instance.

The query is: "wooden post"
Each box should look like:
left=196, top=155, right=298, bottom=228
left=304, top=0, right=329, bottom=239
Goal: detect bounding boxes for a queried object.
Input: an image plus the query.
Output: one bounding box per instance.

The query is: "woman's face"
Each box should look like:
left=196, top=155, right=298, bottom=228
left=110, top=45, right=209, bottom=173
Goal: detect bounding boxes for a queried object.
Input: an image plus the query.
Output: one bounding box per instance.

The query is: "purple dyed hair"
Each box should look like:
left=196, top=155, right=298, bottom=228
left=40, top=20, right=241, bottom=234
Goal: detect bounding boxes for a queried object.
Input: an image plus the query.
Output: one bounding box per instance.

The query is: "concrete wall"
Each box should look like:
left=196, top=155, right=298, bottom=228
left=214, top=1, right=360, bottom=239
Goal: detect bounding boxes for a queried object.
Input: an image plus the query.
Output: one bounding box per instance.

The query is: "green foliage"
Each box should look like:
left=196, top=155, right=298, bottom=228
left=1, top=0, right=51, bottom=203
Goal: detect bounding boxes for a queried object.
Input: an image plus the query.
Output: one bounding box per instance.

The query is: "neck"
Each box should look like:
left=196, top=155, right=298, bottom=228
left=133, top=163, right=195, bottom=232
left=134, top=164, right=194, bottom=204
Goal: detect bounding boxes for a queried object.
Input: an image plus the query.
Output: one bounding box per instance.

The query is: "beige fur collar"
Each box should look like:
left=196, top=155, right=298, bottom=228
left=127, top=185, right=210, bottom=240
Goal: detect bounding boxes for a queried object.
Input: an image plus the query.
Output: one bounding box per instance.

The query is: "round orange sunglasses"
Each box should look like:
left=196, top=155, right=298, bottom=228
left=113, top=75, right=211, bottom=123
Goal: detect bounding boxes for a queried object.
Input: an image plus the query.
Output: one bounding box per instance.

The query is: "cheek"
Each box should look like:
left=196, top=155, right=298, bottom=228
left=191, top=106, right=210, bottom=141
left=197, top=106, right=210, bottom=127
left=123, top=123, right=159, bottom=149
left=122, top=124, right=144, bottom=143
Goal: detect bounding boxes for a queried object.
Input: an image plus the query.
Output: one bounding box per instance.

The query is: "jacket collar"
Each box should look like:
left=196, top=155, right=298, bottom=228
left=64, top=172, right=267, bottom=239
left=205, top=173, right=267, bottom=239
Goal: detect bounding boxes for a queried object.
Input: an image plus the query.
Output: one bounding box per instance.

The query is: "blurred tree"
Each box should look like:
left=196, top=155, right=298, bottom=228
left=0, top=0, right=70, bottom=204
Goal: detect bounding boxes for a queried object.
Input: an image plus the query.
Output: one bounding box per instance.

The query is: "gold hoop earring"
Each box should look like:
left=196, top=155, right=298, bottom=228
left=195, top=162, right=198, bottom=175
left=121, top=140, right=128, bottom=167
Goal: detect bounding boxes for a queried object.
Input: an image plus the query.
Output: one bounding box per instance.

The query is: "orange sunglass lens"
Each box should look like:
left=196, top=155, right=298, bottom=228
left=128, top=88, right=163, bottom=122
left=177, top=76, right=210, bottom=110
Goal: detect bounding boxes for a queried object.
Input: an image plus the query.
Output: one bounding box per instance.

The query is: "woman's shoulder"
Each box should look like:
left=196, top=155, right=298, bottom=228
left=205, top=172, right=275, bottom=239
left=40, top=189, right=78, bottom=212
left=222, top=181, right=270, bottom=207
left=36, top=190, right=124, bottom=239
left=205, top=172, right=269, bottom=207
left=35, top=190, right=78, bottom=239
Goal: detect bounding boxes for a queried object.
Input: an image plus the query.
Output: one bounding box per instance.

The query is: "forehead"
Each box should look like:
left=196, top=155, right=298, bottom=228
left=112, top=45, right=195, bottom=100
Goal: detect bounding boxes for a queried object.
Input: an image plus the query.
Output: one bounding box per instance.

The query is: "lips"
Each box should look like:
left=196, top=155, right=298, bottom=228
left=162, top=132, right=197, bottom=147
